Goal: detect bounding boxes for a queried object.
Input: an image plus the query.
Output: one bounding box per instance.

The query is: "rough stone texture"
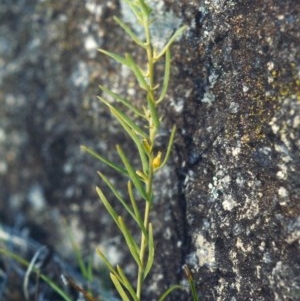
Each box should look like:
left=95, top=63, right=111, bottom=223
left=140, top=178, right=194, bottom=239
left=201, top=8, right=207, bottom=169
left=0, top=0, right=299, bottom=301
left=170, top=0, right=300, bottom=300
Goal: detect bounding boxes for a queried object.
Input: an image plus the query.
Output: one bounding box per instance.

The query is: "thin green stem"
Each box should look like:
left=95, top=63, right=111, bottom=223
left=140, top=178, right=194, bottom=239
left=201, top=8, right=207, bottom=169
left=136, top=144, right=155, bottom=298
left=91, top=1, right=186, bottom=300
left=136, top=200, right=151, bottom=299
left=135, top=9, right=162, bottom=298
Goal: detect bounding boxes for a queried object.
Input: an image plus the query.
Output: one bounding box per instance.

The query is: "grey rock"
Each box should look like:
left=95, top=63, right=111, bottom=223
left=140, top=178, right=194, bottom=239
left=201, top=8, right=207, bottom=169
left=0, top=0, right=299, bottom=301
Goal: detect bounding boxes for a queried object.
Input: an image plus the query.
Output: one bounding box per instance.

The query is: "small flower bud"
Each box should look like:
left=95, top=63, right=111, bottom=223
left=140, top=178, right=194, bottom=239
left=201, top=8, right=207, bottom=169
left=142, top=139, right=152, bottom=153
left=136, top=170, right=147, bottom=181
left=152, top=151, right=162, bottom=169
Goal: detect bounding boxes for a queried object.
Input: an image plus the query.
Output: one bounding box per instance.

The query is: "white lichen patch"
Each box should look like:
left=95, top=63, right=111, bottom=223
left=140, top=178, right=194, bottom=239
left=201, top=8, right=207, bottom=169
left=238, top=195, right=260, bottom=219
left=278, top=186, right=289, bottom=206
left=229, top=249, right=242, bottom=293
left=222, top=195, right=237, bottom=211
left=269, top=261, right=293, bottom=300
left=203, top=0, right=236, bottom=13
left=242, top=84, right=249, bottom=93
left=170, top=97, right=184, bottom=113
left=84, top=35, right=98, bottom=56
left=285, top=217, right=300, bottom=244
left=276, top=163, right=288, bottom=180
left=236, top=237, right=252, bottom=253
left=267, top=61, right=275, bottom=71
left=256, top=265, right=262, bottom=279
left=216, top=277, right=227, bottom=301
left=235, top=174, right=245, bottom=187
left=170, top=88, right=192, bottom=113
left=229, top=102, right=240, bottom=114
left=202, top=89, right=216, bottom=104
left=194, top=233, right=216, bottom=271
left=270, top=97, right=300, bottom=150
left=208, top=169, right=232, bottom=201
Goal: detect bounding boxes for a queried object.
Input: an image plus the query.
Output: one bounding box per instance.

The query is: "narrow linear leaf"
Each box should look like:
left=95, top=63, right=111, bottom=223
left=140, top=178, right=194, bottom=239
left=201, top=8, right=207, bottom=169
left=0, top=248, right=73, bottom=301
left=96, top=248, right=116, bottom=275
left=81, top=146, right=128, bottom=176
left=116, top=145, right=147, bottom=200
left=65, top=223, right=89, bottom=280
left=99, top=85, right=145, bottom=118
left=96, top=192, right=141, bottom=272
left=158, top=125, right=176, bottom=169
left=97, top=247, right=140, bottom=301
left=118, top=216, right=142, bottom=267
left=144, top=223, right=154, bottom=279
left=155, top=25, right=188, bottom=60
left=110, top=273, right=131, bottom=301
left=142, top=138, right=152, bottom=154
left=136, top=170, right=148, bottom=182
left=98, top=172, right=147, bottom=230
left=183, top=265, right=199, bottom=301
left=157, top=284, right=183, bottom=301
left=97, top=188, right=142, bottom=268
left=127, top=181, right=147, bottom=235
left=123, top=0, right=151, bottom=21
left=116, top=265, right=139, bottom=301
left=98, top=172, right=136, bottom=221
left=114, top=16, right=146, bottom=48
left=137, top=0, right=152, bottom=17
left=98, top=186, right=142, bottom=268
left=156, top=48, right=171, bottom=104
left=98, top=262, right=128, bottom=292
left=122, top=0, right=143, bottom=22
left=109, top=106, right=148, bottom=173
left=96, top=186, right=120, bottom=227
left=147, top=93, right=160, bottom=129
left=98, top=49, right=130, bottom=67
left=108, top=101, right=148, bottom=139
left=86, top=254, right=94, bottom=282
left=125, top=53, right=149, bottom=91
left=98, top=95, right=147, bottom=139
left=41, top=275, right=73, bottom=301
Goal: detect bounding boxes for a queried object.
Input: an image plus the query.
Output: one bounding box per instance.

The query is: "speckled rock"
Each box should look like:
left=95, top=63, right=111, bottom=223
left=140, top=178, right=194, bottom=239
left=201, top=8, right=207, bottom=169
left=0, top=0, right=299, bottom=301
left=168, top=0, right=300, bottom=300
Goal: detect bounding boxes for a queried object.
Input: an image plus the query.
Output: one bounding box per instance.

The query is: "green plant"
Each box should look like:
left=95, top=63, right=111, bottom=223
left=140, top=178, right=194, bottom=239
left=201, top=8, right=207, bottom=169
left=0, top=247, right=73, bottom=301
left=81, top=0, right=187, bottom=300
left=184, top=265, right=199, bottom=301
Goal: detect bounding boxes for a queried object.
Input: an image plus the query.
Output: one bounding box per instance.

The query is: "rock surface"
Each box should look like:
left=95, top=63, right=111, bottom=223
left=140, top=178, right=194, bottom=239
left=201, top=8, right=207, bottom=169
left=0, top=0, right=299, bottom=301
